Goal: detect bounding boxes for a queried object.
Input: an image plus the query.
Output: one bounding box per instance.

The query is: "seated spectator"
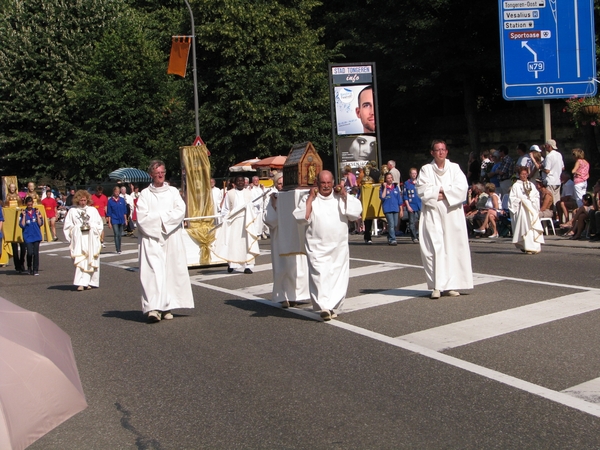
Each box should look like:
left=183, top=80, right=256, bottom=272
left=473, top=183, right=501, bottom=238
left=536, top=178, right=554, bottom=219
left=56, top=193, right=67, bottom=222
left=587, top=181, right=600, bottom=241
left=564, top=194, right=593, bottom=240
left=556, top=171, right=577, bottom=224
left=465, top=183, right=487, bottom=236
left=464, top=183, right=484, bottom=215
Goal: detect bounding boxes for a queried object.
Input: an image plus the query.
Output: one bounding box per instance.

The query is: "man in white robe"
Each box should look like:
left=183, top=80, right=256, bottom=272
left=136, top=160, right=194, bottom=323
left=210, top=178, right=223, bottom=225
left=63, top=191, right=104, bottom=290
left=416, top=139, right=473, bottom=299
left=293, top=170, right=362, bottom=320
left=250, top=176, right=267, bottom=238
left=508, top=167, right=544, bottom=254
left=215, top=175, right=259, bottom=274
left=264, top=173, right=310, bottom=308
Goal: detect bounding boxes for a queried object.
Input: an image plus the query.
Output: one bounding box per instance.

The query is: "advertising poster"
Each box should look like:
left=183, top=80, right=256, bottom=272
left=329, top=63, right=381, bottom=183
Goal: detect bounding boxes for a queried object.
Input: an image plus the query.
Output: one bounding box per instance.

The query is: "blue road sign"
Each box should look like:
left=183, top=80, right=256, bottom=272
left=499, top=0, right=596, bottom=100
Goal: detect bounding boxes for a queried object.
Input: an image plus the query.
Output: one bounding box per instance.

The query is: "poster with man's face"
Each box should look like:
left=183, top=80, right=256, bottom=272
left=334, top=85, right=376, bottom=136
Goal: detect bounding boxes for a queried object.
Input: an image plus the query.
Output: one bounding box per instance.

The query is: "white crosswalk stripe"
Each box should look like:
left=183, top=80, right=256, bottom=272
left=397, top=290, right=600, bottom=351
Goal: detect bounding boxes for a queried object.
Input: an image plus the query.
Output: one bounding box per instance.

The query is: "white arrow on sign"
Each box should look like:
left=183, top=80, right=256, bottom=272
left=521, top=41, right=540, bottom=79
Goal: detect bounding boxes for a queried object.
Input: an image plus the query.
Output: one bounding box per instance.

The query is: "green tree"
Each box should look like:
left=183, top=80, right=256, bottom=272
left=65, top=6, right=191, bottom=182
left=0, top=0, right=119, bottom=181
left=193, top=0, right=333, bottom=175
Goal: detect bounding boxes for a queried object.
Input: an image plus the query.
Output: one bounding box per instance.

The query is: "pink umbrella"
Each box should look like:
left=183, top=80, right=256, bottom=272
left=0, top=297, right=87, bottom=450
left=251, top=155, right=287, bottom=170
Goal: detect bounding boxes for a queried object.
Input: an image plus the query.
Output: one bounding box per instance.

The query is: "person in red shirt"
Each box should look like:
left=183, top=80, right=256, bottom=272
left=91, top=185, right=108, bottom=247
left=41, top=189, right=58, bottom=240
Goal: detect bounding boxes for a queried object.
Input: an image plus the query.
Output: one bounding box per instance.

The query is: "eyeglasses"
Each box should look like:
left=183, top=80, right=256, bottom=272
left=154, top=171, right=166, bottom=175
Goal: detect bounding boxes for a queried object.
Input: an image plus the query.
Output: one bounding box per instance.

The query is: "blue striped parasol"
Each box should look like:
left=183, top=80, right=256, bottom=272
left=108, top=168, right=152, bottom=183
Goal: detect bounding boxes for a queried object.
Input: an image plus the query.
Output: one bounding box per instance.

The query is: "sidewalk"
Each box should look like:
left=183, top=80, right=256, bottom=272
left=469, top=233, right=600, bottom=249
left=348, top=230, right=600, bottom=250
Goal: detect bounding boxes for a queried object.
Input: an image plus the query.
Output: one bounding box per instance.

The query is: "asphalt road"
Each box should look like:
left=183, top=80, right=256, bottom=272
left=4, top=224, right=600, bottom=449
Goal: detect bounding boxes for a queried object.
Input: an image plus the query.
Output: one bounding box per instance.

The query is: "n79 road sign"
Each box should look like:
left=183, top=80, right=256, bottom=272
left=499, top=0, right=596, bottom=100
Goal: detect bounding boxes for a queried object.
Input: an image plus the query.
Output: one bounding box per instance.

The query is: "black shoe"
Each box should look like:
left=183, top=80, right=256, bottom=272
left=590, top=235, right=600, bottom=242
left=227, top=267, right=234, bottom=273
left=244, top=268, right=253, bottom=274
left=29, top=269, right=34, bottom=275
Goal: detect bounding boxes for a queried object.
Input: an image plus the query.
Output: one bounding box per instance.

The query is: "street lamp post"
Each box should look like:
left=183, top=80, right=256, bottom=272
left=183, top=0, right=200, bottom=141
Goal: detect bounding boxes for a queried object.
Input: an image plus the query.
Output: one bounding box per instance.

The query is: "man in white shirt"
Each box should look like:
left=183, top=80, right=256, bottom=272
left=541, top=139, right=564, bottom=208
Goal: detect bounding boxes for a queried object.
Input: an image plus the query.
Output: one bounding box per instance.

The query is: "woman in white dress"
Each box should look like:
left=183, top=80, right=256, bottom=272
left=63, top=190, right=104, bottom=290
left=508, top=166, right=544, bottom=254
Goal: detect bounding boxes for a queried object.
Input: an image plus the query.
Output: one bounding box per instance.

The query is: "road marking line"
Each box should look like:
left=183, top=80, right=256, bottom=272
left=562, top=378, right=600, bottom=404
left=397, top=290, right=594, bottom=351
left=328, top=320, right=600, bottom=418
left=100, top=249, right=138, bottom=258
left=40, top=247, right=71, bottom=254
left=342, top=273, right=498, bottom=312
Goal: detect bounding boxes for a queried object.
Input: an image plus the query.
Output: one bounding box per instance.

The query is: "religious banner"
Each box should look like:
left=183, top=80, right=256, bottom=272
left=360, top=184, right=384, bottom=221
left=180, top=144, right=215, bottom=265
left=167, top=36, right=192, bottom=78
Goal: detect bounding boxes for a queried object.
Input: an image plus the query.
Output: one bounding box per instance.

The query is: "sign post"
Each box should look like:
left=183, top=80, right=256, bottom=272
left=498, top=0, right=596, bottom=101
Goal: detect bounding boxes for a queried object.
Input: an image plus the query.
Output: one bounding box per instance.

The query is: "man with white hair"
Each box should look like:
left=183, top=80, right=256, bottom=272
left=387, top=160, right=401, bottom=186
left=249, top=175, right=267, bottom=239
left=293, top=170, right=362, bottom=320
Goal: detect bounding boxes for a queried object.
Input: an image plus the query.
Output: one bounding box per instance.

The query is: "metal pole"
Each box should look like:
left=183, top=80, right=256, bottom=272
left=543, top=99, right=552, bottom=141
left=183, top=0, right=200, bottom=139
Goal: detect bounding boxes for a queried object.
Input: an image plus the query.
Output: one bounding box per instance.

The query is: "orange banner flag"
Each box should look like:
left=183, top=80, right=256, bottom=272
left=167, top=36, right=192, bottom=78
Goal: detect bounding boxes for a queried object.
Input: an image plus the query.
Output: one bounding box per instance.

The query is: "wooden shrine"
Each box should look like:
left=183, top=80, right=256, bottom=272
left=282, top=141, right=322, bottom=191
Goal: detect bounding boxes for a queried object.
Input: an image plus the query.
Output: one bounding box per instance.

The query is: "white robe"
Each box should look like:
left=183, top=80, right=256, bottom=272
left=63, top=205, right=103, bottom=287
left=293, top=192, right=362, bottom=311
left=416, top=160, right=473, bottom=291
left=508, top=180, right=544, bottom=253
left=264, top=191, right=310, bottom=303
left=250, top=185, right=266, bottom=236
left=211, top=186, right=223, bottom=225
left=136, top=184, right=194, bottom=313
left=213, top=188, right=259, bottom=269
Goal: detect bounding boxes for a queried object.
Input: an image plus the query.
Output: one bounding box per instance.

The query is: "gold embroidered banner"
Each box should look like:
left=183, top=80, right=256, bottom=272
left=180, top=144, right=215, bottom=265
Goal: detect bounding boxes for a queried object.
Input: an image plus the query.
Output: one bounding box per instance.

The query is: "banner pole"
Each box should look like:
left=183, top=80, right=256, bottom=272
left=183, top=0, right=200, bottom=140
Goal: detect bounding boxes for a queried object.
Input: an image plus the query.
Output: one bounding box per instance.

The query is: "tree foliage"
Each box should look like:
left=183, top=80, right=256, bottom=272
left=0, top=0, right=119, bottom=182
left=65, top=6, right=190, bottom=182
left=193, top=0, right=333, bottom=174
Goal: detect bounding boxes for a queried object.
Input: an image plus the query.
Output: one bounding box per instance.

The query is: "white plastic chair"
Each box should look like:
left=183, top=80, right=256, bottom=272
left=540, top=217, right=555, bottom=235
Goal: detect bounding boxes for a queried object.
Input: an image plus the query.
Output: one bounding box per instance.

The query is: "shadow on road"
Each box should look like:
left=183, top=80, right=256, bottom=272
left=225, top=299, right=315, bottom=321
left=102, top=310, right=148, bottom=323
left=47, top=284, right=81, bottom=291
